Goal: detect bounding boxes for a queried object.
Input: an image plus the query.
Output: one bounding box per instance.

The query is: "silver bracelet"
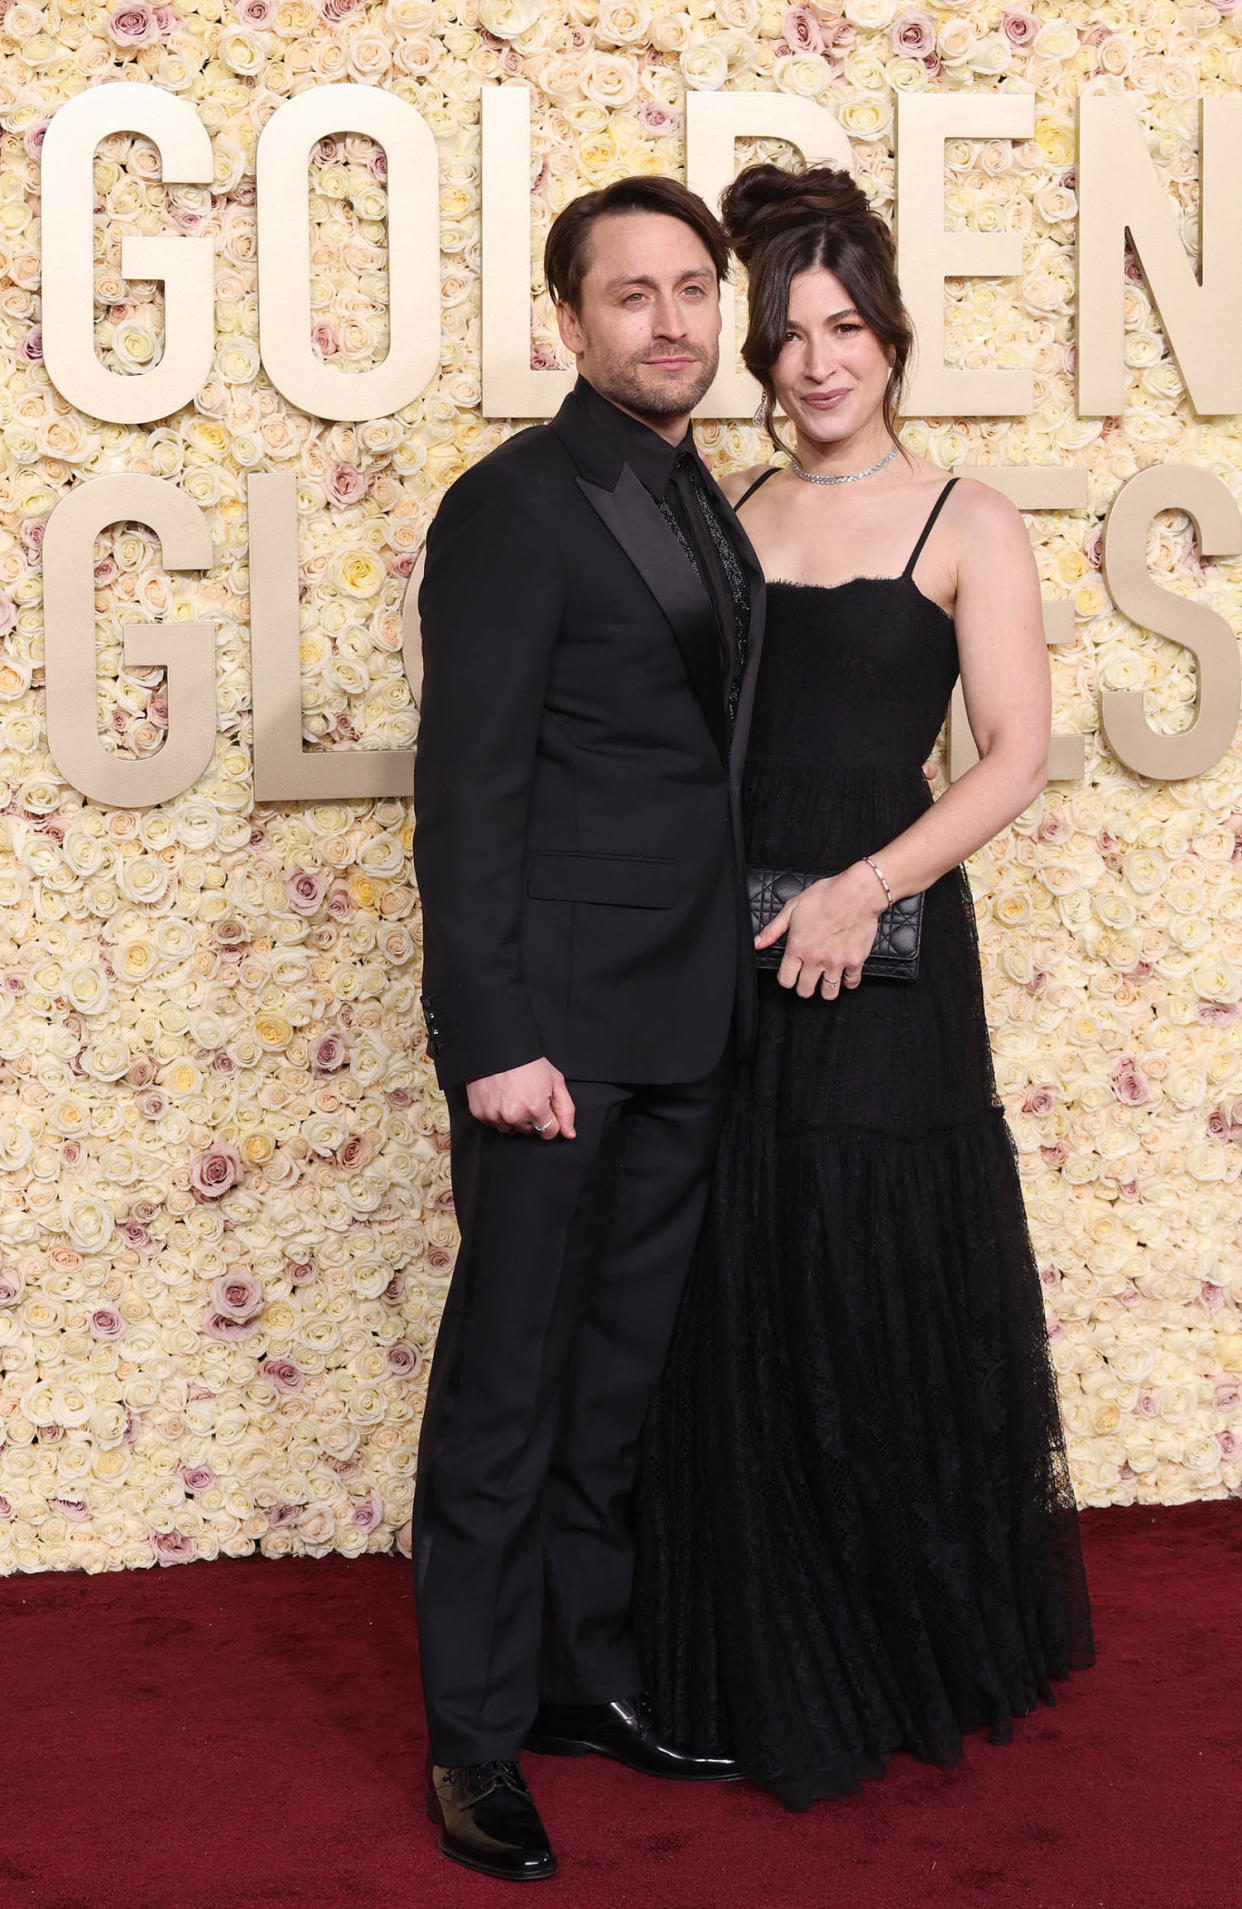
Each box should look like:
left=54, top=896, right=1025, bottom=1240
left=862, top=855, right=892, bottom=908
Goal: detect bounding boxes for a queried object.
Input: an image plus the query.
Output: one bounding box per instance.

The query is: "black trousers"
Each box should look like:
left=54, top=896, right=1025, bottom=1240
left=412, top=1055, right=731, bottom=1766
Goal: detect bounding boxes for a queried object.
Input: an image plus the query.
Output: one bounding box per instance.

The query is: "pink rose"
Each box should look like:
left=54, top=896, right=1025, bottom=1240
left=336, top=1132, right=372, bottom=1170
left=22, top=121, right=47, bottom=159
left=325, top=461, right=370, bottom=511
left=107, top=0, right=160, bottom=42
left=289, top=1260, right=315, bottom=1284
left=782, top=4, right=823, bottom=54
left=311, top=1030, right=349, bottom=1073
left=325, top=883, right=352, bottom=920
left=1022, top=1085, right=1056, bottom=1116
left=152, top=1529, right=196, bottom=1564
left=889, top=8, right=934, bottom=56
left=369, top=148, right=387, bottom=181
left=0, top=1497, right=13, bottom=1520
left=1000, top=7, right=1037, bottom=44
left=1036, top=809, right=1072, bottom=844
left=210, top=1266, right=262, bottom=1322
left=16, top=327, right=41, bottom=365
left=179, top=1464, right=217, bottom=1494
left=1201, top=1282, right=1226, bottom=1313
left=262, top=1357, right=305, bottom=1394
left=319, top=0, right=362, bottom=19
left=312, top=323, right=339, bottom=357
left=1219, top=1431, right=1239, bottom=1456
left=352, top=1488, right=384, bottom=1532
left=233, top=0, right=273, bottom=19
left=51, top=1498, right=91, bottom=1522
left=20, top=519, right=45, bottom=563
left=0, top=592, right=16, bottom=638
left=1109, top=1056, right=1152, bottom=1107
left=137, top=1088, right=168, bottom=1121
left=0, top=1267, right=22, bottom=1306
left=1213, top=1378, right=1240, bottom=1409
left=1040, top=1142, right=1066, bottom=1169
left=268, top=1503, right=301, bottom=1527
left=191, top=1144, right=242, bottom=1200
left=118, top=1219, right=153, bottom=1250
left=285, top=868, right=330, bottom=916
left=387, top=1342, right=421, bottom=1375
left=1199, top=1002, right=1240, bottom=1027
left=204, top=1311, right=262, bottom=1343
left=90, top=1307, right=125, bottom=1340
left=382, top=1273, right=405, bottom=1304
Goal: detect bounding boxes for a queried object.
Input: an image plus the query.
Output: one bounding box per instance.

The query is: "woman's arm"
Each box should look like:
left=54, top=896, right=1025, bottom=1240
left=857, top=478, right=1051, bottom=900
left=759, top=479, right=1051, bottom=997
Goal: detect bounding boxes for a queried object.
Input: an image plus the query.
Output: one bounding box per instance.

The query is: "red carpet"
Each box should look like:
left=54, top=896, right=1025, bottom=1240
left=2, top=1501, right=1238, bottom=1909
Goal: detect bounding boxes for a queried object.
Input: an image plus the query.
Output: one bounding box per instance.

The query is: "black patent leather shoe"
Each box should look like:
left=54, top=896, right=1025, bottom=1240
left=526, top=1694, right=742, bottom=1781
left=425, top=1757, right=557, bottom=1881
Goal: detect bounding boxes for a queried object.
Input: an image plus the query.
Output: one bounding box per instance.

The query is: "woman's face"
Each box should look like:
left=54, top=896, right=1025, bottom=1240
left=769, top=265, right=894, bottom=448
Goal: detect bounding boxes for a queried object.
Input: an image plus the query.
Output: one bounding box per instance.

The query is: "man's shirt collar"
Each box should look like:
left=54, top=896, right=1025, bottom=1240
left=572, top=374, right=695, bottom=501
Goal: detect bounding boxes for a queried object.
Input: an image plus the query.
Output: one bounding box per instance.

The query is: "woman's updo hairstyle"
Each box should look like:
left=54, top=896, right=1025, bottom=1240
left=720, top=162, right=913, bottom=461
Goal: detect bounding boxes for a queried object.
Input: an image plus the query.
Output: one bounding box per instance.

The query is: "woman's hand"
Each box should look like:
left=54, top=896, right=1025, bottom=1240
left=754, top=863, right=886, bottom=999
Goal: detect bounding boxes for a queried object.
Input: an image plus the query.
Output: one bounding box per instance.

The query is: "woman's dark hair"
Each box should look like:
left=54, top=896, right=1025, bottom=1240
left=544, top=176, right=730, bottom=313
left=720, top=162, right=913, bottom=460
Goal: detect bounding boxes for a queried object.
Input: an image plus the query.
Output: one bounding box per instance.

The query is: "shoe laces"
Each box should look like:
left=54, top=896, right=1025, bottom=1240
left=444, top=1759, right=527, bottom=1796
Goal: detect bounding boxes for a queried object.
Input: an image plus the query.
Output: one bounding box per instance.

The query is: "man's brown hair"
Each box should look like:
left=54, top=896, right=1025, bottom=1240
left=544, top=176, right=731, bottom=312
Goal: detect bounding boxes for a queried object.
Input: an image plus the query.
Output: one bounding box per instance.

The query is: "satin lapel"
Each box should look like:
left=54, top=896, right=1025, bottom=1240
left=695, top=462, right=767, bottom=785
left=576, top=465, right=730, bottom=764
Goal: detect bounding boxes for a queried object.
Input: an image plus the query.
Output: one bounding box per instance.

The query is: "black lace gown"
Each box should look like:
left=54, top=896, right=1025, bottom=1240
left=633, top=475, right=1095, bottom=1812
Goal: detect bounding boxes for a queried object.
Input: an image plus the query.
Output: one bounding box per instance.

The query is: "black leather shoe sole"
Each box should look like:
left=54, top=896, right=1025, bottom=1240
left=525, top=1730, right=743, bottom=1782
left=425, top=1798, right=558, bottom=1881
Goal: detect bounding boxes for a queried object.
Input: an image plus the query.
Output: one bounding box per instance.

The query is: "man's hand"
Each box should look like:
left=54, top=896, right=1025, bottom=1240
left=466, top=1059, right=577, bottom=1139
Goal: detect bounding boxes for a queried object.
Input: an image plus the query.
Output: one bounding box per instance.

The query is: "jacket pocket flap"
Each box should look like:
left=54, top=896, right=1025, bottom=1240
left=526, top=852, right=677, bottom=908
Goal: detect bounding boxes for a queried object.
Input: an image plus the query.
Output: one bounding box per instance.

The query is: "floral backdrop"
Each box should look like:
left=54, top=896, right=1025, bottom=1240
left=0, top=0, right=1240, bottom=1574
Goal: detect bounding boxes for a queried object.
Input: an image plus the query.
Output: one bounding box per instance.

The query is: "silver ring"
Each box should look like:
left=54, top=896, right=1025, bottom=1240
left=533, top=1117, right=553, bottom=1133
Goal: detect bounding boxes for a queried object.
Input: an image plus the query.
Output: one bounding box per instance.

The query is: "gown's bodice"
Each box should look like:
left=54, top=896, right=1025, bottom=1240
left=748, top=575, right=960, bottom=776
left=738, top=476, right=963, bottom=874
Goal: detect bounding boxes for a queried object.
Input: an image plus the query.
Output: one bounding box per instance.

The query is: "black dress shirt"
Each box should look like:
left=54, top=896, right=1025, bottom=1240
left=572, top=377, right=750, bottom=718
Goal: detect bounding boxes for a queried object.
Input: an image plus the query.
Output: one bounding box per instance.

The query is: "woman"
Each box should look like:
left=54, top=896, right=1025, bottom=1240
left=634, top=162, right=1095, bottom=1813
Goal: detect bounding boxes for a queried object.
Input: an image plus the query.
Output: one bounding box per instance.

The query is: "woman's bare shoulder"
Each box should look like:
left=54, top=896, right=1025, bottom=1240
left=716, top=463, right=778, bottom=507
left=942, top=472, right=1023, bottom=532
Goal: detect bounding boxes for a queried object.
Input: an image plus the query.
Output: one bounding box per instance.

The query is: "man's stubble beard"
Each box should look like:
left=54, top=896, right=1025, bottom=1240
left=590, top=341, right=719, bottom=422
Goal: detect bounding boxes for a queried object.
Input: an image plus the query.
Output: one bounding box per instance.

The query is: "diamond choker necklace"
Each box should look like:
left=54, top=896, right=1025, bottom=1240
left=791, top=442, right=898, bottom=486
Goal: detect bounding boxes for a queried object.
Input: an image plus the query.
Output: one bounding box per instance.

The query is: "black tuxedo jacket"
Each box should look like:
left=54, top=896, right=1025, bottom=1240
left=413, top=385, right=767, bottom=1087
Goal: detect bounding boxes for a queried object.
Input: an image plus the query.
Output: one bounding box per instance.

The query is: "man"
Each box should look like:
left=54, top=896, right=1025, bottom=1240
left=412, top=174, right=766, bottom=1882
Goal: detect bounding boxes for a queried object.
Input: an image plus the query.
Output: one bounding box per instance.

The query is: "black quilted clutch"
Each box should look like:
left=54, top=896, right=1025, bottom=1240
left=748, top=866, right=923, bottom=980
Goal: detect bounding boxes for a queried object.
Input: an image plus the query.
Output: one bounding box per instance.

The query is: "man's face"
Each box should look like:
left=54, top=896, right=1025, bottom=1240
left=556, top=210, right=722, bottom=423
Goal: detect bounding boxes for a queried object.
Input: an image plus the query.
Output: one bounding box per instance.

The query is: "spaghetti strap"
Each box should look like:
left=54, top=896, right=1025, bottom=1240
left=902, top=477, right=959, bottom=576
left=735, top=466, right=781, bottom=511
